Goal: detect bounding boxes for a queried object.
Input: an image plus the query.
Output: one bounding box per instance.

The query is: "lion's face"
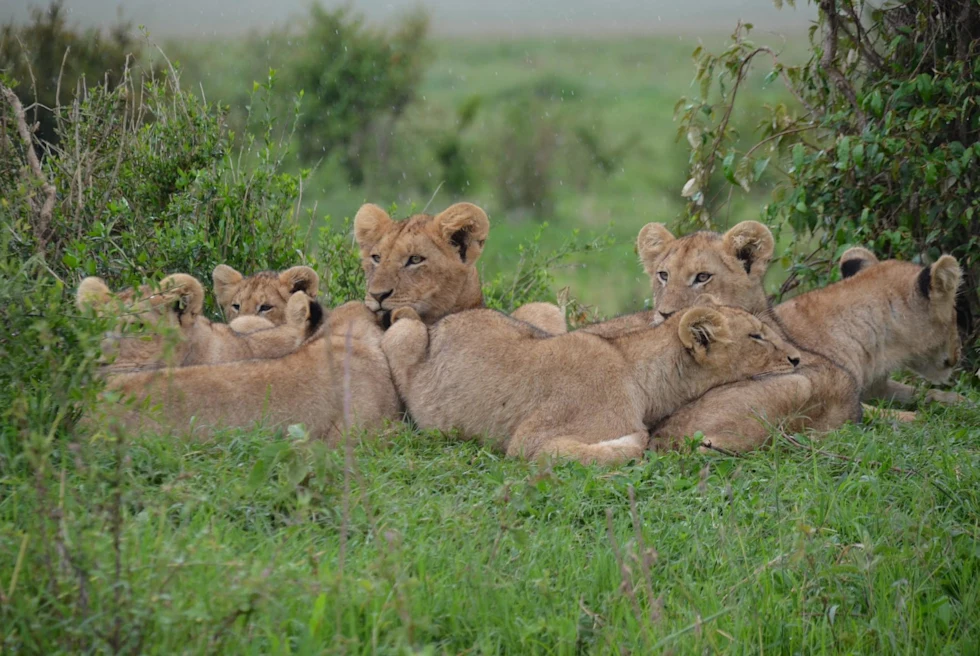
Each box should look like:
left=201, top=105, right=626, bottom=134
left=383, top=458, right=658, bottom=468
left=212, top=265, right=319, bottom=326
left=77, top=274, right=205, bottom=369
left=678, top=300, right=800, bottom=377
left=637, top=221, right=774, bottom=324
left=354, top=202, right=489, bottom=326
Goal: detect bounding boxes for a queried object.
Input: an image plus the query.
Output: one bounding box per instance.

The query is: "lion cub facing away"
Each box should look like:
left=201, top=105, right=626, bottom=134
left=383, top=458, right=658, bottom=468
left=382, top=300, right=801, bottom=465
left=77, top=274, right=323, bottom=371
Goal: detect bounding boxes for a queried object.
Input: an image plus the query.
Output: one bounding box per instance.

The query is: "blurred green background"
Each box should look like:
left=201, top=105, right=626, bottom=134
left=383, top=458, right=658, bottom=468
left=3, top=0, right=811, bottom=314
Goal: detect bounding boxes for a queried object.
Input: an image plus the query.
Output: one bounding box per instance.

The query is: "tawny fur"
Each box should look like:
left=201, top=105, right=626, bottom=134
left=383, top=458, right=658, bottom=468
left=96, top=302, right=400, bottom=444
left=76, top=274, right=321, bottom=372
left=354, top=202, right=489, bottom=325
left=651, top=240, right=964, bottom=452
left=382, top=299, right=800, bottom=466
left=353, top=202, right=566, bottom=331
left=578, top=220, right=774, bottom=338
left=212, top=264, right=319, bottom=325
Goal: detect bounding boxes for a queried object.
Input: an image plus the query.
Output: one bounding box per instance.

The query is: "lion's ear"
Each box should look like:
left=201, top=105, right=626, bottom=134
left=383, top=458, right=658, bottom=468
left=677, top=306, right=731, bottom=364
left=839, top=247, right=879, bottom=279
left=76, top=277, right=113, bottom=312
left=284, top=291, right=324, bottom=335
left=159, top=274, right=205, bottom=318
left=636, top=223, right=675, bottom=276
left=354, top=204, right=394, bottom=253
left=433, top=202, right=490, bottom=264
left=722, top=221, right=774, bottom=277
left=279, top=265, right=319, bottom=298
left=212, top=264, right=244, bottom=308
left=919, top=255, right=962, bottom=313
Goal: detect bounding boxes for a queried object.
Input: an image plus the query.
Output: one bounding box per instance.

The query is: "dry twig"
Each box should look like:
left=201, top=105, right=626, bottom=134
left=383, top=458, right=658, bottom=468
left=1, top=84, right=57, bottom=253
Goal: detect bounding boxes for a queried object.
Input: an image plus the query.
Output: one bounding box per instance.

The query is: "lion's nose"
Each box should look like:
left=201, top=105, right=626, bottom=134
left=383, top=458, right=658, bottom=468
left=371, top=290, right=393, bottom=304
left=788, top=355, right=801, bottom=367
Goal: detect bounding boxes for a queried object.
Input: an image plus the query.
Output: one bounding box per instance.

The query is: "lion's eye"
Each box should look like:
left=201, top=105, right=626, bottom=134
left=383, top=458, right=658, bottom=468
left=694, top=272, right=713, bottom=284
left=749, top=333, right=764, bottom=341
left=657, top=271, right=668, bottom=282
left=371, top=254, right=381, bottom=263
left=407, top=255, right=425, bottom=266
left=231, top=304, right=240, bottom=312
left=259, top=304, right=273, bottom=313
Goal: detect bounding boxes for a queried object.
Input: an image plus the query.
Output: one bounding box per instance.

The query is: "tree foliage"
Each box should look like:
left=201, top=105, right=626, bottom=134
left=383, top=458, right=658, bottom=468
left=0, top=0, right=141, bottom=148
left=677, top=0, right=980, bottom=368
left=292, top=4, right=430, bottom=184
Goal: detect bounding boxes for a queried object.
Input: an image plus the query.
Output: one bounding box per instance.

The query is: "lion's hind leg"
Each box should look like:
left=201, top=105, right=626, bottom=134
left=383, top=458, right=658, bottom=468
left=508, top=431, right=647, bottom=466
left=511, top=302, right=567, bottom=335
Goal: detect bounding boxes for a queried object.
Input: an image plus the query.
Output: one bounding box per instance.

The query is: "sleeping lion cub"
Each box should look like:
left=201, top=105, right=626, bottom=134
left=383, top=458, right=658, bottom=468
left=381, top=298, right=801, bottom=465
left=77, top=274, right=322, bottom=371
left=652, top=248, right=965, bottom=452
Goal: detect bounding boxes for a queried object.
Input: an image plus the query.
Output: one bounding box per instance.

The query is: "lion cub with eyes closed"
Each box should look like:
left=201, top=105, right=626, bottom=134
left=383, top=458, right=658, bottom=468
left=381, top=298, right=801, bottom=465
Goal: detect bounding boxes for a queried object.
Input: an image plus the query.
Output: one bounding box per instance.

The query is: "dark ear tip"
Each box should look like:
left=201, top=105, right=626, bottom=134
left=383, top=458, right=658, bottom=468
left=917, top=266, right=932, bottom=298
left=840, top=258, right=865, bottom=279
left=308, top=300, right=325, bottom=331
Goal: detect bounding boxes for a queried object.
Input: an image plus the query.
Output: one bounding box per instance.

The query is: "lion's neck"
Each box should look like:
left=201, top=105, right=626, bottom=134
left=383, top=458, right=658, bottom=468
left=457, top=268, right=484, bottom=313
left=774, top=286, right=894, bottom=390
left=614, top=328, right=702, bottom=425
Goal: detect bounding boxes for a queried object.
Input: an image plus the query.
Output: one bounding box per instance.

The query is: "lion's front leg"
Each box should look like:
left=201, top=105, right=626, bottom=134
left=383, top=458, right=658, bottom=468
left=380, top=307, right=429, bottom=388
left=651, top=373, right=816, bottom=454
left=863, top=378, right=965, bottom=406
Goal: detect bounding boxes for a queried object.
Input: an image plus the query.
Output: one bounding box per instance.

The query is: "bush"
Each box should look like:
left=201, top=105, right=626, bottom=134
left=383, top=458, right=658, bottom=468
left=0, top=0, right=141, bottom=148
left=676, top=0, right=980, bottom=369
left=0, top=59, right=316, bottom=456
left=292, top=4, right=430, bottom=185
left=492, top=98, right=560, bottom=217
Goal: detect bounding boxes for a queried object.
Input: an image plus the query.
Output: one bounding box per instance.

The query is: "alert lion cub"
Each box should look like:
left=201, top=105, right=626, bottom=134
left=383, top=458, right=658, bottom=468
left=77, top=274, right=322, bottom=371
left=99, top=302, right=400, bottom=443
left=652, top=249, right=965, bottom=452
left=212, top=264, right=319, bottom=325
left=354, top=201, right=566, bottom=331
left=578, top=220, right=775, bottom=338
left=381, top=299, right=801, bottom=465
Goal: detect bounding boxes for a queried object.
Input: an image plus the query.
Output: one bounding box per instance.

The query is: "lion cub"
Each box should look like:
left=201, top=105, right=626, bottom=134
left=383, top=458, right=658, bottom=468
left=381, top=299, right=801, bottom=465
left=77, top=274, right=322, bottom=371
left=652, top=251, right=965, bottom=452
left=101, top=301, right=400, bottom=444
left=212, top=264, right=319, bottom=325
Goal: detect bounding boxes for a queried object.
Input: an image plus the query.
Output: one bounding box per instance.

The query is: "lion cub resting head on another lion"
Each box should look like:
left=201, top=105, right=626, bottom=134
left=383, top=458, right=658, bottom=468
left=77, top=274, right=323, bottom=371
left=381, top=297, right=800, bottom=466
left=212, top=264, right=319, bottom=326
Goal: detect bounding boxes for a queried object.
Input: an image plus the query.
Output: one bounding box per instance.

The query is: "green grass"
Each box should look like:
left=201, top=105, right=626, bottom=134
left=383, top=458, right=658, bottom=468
left=3, top=395, right=979, bottom=652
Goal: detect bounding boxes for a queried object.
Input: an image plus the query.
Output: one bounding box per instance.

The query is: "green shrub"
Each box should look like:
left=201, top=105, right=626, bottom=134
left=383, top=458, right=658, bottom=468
left=676, top=0, right=980, bottom=369
left=0, top=60, right=315, bottom=458
left=492, top=97, right=559, bottom=217
left=0, top=0, right=141, bottom=148
left=292, top=4, right=430, bottom=184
